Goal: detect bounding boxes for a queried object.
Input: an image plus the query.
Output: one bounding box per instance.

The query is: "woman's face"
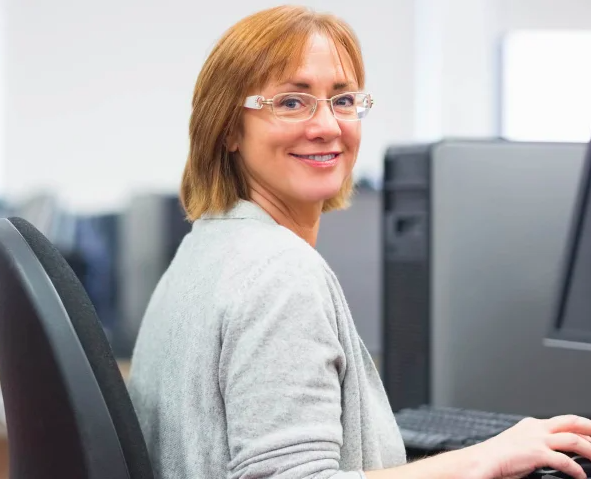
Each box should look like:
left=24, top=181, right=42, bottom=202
left=231, top=34, right=362, bottom=211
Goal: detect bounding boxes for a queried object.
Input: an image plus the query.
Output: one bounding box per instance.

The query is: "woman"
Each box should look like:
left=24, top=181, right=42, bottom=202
left=128, top=6, right=591, bottom=479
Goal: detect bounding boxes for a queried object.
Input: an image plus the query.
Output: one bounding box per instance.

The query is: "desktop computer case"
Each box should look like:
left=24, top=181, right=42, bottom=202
left=383, top=139, right=591, bottom=417
left=382, top=145, right=432, bottom=413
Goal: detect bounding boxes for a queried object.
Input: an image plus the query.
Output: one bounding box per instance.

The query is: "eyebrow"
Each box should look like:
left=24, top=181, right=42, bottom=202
left=282, top=81, right=353, bottom=91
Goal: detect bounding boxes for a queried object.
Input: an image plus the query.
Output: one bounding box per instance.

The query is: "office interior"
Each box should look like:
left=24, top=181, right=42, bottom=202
left=0, top=0, right=591, bottom=476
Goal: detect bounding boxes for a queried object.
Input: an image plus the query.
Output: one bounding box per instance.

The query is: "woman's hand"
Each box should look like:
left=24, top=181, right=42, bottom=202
left=470, top=414, right=591, bottom=479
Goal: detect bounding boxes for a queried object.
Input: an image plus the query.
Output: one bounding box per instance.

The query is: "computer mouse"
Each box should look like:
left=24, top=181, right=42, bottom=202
left=529, top=455, right=591, bottom=478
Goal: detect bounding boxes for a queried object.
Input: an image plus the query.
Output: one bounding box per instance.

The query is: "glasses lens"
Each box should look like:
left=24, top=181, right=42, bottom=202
left=332, top=93, right=371, bottom=120
left=272, top=93, right=316, bottom=121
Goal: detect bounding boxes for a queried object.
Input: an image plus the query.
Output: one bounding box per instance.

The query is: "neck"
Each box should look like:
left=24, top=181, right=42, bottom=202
left=249, top=188, right=322, bottom=247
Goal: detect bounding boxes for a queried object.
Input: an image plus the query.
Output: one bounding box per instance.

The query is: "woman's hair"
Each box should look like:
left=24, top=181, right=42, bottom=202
left=180, top=5, right=366, bottom=221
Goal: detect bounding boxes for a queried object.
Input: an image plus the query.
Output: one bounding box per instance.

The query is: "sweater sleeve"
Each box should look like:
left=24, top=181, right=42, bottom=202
left=219, top=247, right=361, bottom=479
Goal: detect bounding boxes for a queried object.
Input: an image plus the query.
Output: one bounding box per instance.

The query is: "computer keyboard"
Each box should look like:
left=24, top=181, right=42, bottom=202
left=394, top=405, right=526, bottom=453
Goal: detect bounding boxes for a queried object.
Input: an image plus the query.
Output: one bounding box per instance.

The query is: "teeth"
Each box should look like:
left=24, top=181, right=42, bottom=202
left=295, top=154, right=337, bottom=162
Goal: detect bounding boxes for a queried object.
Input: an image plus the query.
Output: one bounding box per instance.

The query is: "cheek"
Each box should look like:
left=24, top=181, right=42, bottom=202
left=265, top=125, right=305, bottom=153
left=243, top=120, right=303, bottom=155
left=341, top=123, right=361, bottom=150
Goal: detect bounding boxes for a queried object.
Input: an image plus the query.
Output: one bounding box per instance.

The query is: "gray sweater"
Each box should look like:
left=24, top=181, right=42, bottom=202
left=128, top=200, right=407, bottom=479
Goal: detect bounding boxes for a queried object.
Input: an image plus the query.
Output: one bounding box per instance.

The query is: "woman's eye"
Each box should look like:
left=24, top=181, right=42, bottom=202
left=335, top=95, right=354, bottom=107
left=280, top=97, right=304, bottom=109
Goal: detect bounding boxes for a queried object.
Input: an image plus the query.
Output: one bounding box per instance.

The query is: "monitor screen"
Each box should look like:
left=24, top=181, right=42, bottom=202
left=546, top=139, right=591, bottom=349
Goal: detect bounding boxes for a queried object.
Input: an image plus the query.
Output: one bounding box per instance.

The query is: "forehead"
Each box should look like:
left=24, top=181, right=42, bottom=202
left=300, top=34, right=354, bottom=74
left=271, top=34, right=357, bottom=88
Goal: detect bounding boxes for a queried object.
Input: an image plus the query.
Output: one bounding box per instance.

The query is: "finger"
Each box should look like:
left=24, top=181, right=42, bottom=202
left=548, top=432, right=591, bottom=459
left=547, top=415, right=591, bottom=435
left=578, top=434, right=591, bottom=444
left=544, top=450, right=587, bottom=479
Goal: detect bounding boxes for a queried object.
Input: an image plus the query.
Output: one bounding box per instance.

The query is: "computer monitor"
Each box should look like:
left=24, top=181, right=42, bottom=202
left=545, top=140, right=591, bottom=350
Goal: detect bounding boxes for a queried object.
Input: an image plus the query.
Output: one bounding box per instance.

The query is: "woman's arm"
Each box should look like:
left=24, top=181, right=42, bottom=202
left=219, top=248, right=352, bottom=479
left=365, top=446, right=484, bottom=479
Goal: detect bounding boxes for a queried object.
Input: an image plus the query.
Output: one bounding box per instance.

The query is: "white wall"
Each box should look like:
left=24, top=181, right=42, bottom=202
left=496, top=0, right=591, bottom=139
left=501, top=30, right=591, bottom=142
left=3, top=0, right=414, bottom=212
left=413, top=0, right=591, bottom=141
left=3, top=0, right=591, bottom=212
left=413, top=0, right=499, bottom=140
left=497, top=0, right=591, bottom=30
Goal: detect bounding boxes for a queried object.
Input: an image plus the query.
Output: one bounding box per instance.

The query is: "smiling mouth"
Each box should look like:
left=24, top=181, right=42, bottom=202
left=291, top=153, right=340, bottom=162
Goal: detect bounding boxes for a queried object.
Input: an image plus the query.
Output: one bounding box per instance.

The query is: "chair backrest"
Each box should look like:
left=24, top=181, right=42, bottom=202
left=0, top=217, right=154, bottom=479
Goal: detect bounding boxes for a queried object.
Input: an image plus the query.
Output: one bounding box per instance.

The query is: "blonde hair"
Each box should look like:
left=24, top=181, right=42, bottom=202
left=180, top=5, right=366, bottom=221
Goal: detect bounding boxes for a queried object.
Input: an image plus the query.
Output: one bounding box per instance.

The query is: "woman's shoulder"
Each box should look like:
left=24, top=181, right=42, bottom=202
left=227, top=219, right=329, bottom=281
left=193, top=207, right=327, bottom=275
left=215, top=223, right=343, bottom=339
left=174, top=212, right=347, bottom=341
left=207, top=217, right=333, bottom=291
left=181, top=203, right=341, bottom=309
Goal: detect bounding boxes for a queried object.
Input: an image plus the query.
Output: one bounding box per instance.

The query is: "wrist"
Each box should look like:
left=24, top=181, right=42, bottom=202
left=365, top=444, right=494, bottom=479
left=450, top=443, right=494, bottom=479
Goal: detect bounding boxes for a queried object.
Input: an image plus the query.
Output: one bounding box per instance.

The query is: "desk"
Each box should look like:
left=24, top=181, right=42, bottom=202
left=0, top=360, right=132, bottom=479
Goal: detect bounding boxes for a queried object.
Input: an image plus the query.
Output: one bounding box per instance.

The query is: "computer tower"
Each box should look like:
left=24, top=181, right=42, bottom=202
left=383, top=139, right=591, bottom=417
left=74, top=213, right=121, bottom=340
left=115, top=193, right=191, bottom=358
left=317, top=185, right=382, bottom=358
left=382, top=147, right=431, bottom=411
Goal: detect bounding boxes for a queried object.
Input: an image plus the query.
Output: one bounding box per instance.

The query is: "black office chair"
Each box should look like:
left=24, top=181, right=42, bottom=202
left=0, top=217, right=154, bottom=479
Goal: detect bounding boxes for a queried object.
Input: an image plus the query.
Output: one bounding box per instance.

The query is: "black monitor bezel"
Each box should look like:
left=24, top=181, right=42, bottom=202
left=546, top=139, right=591, bottom=347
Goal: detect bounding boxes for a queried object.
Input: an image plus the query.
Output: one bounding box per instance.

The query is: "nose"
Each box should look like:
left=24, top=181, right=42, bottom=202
left=305, top=100, right=341, bottom=142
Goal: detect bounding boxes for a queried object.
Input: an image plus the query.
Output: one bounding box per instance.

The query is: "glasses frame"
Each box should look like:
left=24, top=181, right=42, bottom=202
left=243, top=91, right=374, bottom=122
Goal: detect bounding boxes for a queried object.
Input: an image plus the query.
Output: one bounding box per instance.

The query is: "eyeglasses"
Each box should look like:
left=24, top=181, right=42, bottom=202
left=243, top=91, right=374, bottom=122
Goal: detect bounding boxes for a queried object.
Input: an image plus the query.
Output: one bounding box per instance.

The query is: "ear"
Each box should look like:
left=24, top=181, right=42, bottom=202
left=225, top=130, right=240, bottom=153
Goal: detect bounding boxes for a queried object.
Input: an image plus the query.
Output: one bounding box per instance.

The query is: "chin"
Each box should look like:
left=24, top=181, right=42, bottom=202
left=296, top=186, right=344, bottom=204
left=287, top=173, right=349, bottom=205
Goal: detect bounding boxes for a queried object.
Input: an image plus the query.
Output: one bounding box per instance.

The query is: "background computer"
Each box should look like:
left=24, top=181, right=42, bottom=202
left=115, top=193, right=191, bottom=358
left=545, top=137, right=591, bottom=350
left=383, top=139, right=591, bottom=417
left=2, top=191, right=191, bottom=359
left=316, top=183, right=382, bottom=359
left=389, top=138, right=591, bottom=457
